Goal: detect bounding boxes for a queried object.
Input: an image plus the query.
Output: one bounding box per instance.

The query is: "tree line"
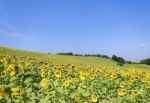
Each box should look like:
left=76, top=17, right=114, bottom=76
left=140, top=58, right=150, bottom=65
left=56, top=52, right=110, bottom=58
left=48, top=52, right=150, bottom=66
left=54, top=52, right=128, bottom=66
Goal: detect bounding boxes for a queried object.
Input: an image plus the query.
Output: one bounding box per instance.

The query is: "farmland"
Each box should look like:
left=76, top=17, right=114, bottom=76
left=0, top=46, right=150, bottom=103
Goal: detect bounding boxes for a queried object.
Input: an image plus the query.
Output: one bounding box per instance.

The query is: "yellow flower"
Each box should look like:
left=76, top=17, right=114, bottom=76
left=40, top=78, right=49, bottom=89
left=40, top=68, right=46, bottom=78
left=90, top=74, right=95, bottom=80
left=119, top=81, right=126, bottom=88
left=7, top=64, right=16, bottom=76
left=47, top=70, right=51, bottom=78
left=91, top=95, right=98, bottom=102
left=63, top=79, right=70, bottom=87
left=130, top=76, right=137, bottom=82
left=11, top=87, right=23, bottom=96
left=10, top=70, right=16, bottom=76
left=117, top=88, right=127, bottom=96
left=55, top=69, right=61, bottom=78
left=127, top=80, right=133, bottom=85
left=80, top=71, right=86, bottom=80
left=142, top=77, right=149, bottom=83
left=0, top=86, right=8, bottom=97
left=41, top=72, right=46, bottom=78
left=74, top=93, right=80, bottom=101
left=144, top=82, right=150, bottom=88
left=131, top=90, right=140, bottom=97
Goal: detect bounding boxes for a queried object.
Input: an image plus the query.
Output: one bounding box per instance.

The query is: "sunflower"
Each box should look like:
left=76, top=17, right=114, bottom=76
left=90, top=74, right=95, bottom=80
left=117, top=88, right=127, bottom=96
left=91, top=95, right=98, bottom=102
left=119, top=81, right=126, bottom=88
left=131, top=90, right=140, bottom=97
left=79, top=71, right=86, bottom=80
left=144, top=82, right=150, bottom=88
left=63, top=79, right=70, bottom=87
left=7, top=64, right=16, bottom=76
left=40, top=68, right=46, bottom=78
left=40, top=78, right=49, bottom=89
left=55, top=69, right=61, bottom=78
left=11, top=87, right=23, bottom=96
left=0, top=86, right=8, bottom=97
left=74, top=93, right=80, bottom=101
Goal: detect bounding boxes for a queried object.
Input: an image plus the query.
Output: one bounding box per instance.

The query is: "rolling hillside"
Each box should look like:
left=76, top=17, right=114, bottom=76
left=0, top=46, right=150, bottom=102
left=0, top=46, right=149, bottom=71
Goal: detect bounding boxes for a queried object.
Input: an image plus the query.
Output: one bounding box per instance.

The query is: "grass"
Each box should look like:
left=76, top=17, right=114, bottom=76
left=0, top=46, right=150, bottom=71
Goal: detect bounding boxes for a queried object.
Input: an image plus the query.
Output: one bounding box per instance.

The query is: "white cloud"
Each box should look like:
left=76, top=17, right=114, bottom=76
left=12, top=33, right=39, bottom=42
left=0, top=19, right=15, bottom=31
left=0, top=19, right=38, bottom=42
left=139, top=43, right=146, bottom=47
left=0, top=32, right=38, bottom=42
left=139, top=42, right=150, bottom=47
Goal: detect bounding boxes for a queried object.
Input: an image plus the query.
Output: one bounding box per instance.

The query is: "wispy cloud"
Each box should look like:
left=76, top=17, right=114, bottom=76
left=0, top=19, right=15, bottom=31
left=139, top=42, right=150, bottom=47
left=0, top=32, right=39, bottom=42
left=139, top=43, right=146, bottom=47
left=0, top=19, right=38, bottom=42
left=11, top=33, right=39, bottom=42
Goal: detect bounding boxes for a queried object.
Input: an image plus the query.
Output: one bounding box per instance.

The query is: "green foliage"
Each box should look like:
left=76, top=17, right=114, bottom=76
left=57, top=52, right=74, bottom=56
left=112, top=55, right=125, bottom=66
left=0, top=46, right=150, bottom=103
left=0, top=46, right=150, bottom=71
left=140, top=58, right=150, bottom=65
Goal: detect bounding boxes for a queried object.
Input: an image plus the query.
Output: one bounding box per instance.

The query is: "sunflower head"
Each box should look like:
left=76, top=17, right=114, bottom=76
left=91, top=95, right=98, bottom=102
left=63, top=79, right=70, bottom=87
left=40, top=78, right=49, bottom=89
left=7, top=64, right=17, bottom=76
left=117, top=88, right=127, bottom=96
left=79, top=71, right=86, bottom=81
left=0, top=86, right=8, bottom=97
left=131, top=90, right=140, bottom=97
left=55, top=69, right=61, bottom=78
left=11, top=87, right=23, bottom=96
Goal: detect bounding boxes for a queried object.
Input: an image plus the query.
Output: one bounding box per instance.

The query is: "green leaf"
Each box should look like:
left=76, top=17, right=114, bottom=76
left=82, top=90, right=90, bottom=97
left=10, top=76, right=18, bottom=82
left=24, top=77, right=33, bottom=84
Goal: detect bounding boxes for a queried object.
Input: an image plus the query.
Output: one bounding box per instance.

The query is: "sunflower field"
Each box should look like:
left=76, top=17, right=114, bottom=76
left=0, top=54, right=150, bottom=103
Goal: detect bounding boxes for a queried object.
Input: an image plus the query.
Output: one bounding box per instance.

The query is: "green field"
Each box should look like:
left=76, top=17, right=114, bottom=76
left=1, top=46, right=150, bottom=103
left=0, top=46, right=149, bottom=71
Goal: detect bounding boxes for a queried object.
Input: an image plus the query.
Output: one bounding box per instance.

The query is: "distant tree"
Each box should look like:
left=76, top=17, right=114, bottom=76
left=117, top=57, right=125, bottom=64
left=96, top=54, right=102, bottom=57
left=117, top=62, right=124, bottom=66
left=140, top=58, right=150, bottom=65
left=57, top=52, right=73, bottom=56
left=112, top=55, right=118, bottom=61
left=112, top=55, right=125, bottom=66
left=126, top=61, right=132, bottom=64
left=84, top=54, right=109, bottom=58
left=102, top=55, right=110, bottom=59
left=84, top=54, right=90, bottom=56
left=74, top=54, right=83, bottom=56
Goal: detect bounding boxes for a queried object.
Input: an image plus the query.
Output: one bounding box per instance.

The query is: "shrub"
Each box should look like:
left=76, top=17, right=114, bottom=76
left=57, top=52, right=73, bottom=56
left=112, top=55, right=125, bottom=66
left=140, top=58, right=150, bottom=65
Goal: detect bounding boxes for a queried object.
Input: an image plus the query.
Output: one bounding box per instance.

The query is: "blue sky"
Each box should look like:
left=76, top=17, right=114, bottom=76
left=0, top=0, right=150, bottom=61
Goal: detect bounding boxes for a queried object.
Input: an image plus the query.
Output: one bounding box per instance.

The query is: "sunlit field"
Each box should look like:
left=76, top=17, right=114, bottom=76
left=0, top=47, right=150, bottom=103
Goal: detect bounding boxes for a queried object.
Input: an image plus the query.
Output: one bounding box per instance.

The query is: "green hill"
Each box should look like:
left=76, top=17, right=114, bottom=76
left=0, top=46, right=150, bottom=71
